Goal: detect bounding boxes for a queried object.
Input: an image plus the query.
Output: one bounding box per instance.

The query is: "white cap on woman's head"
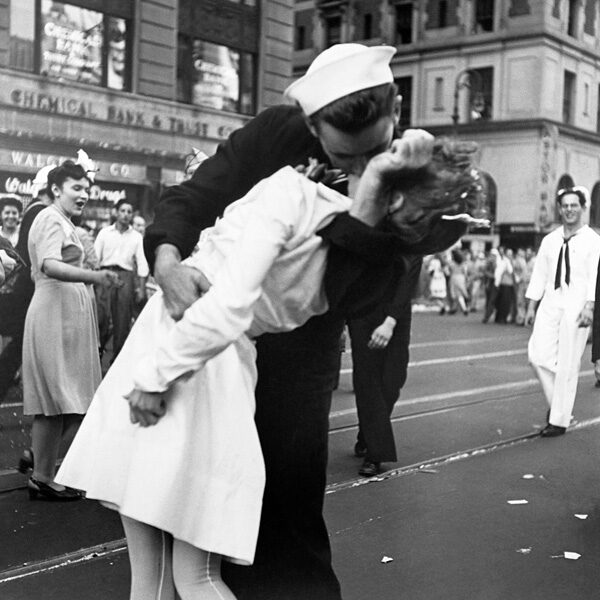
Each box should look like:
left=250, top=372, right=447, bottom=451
left=33, top=164, right=57, bottom=188
left=284, top=44, right=396, bottom=116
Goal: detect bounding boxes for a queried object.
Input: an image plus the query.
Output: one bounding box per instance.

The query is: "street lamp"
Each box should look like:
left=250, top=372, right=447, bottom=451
left=451, top=69, right=485, bottom=135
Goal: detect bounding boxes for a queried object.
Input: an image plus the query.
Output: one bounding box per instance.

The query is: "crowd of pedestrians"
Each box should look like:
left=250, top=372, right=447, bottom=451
left=422, top=245, right=537, bottom=323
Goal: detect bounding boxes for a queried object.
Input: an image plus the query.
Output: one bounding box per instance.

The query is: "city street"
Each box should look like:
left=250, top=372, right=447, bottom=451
left=1, top=310, right=600, bottom=599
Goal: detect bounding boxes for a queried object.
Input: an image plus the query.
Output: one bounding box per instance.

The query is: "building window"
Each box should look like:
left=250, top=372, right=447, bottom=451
left=296, top=25, right=306, bottom=50
left=434, top=77, right=444, bottom=110
left=563, top=70, right=575, bottom=124
left=395, top=3, right=413, bottom=45
left=325, top=15, right=342, bottom=47
left=469, top=67, right=493, bottom=121
left=177, top=37, right=256, bottom=115
left=363, top=13, right=373, bottom=39
left=8, top=0, right=131, bottom=91
left=395, top=76, right=412, bottom=129
left=439, top=0, right=448, bottom=27
left=567, top=0, right=578, bottom=36
left=584, top=82, right=590, bottom=115
left=9, top=0, right=35, bottom=72
left=474, top=0, right=494, bottom=32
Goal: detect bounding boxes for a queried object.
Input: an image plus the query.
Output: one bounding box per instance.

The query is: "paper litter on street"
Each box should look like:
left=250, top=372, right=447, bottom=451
left=381, top=556, right=394, bottom=564
left=507, top=499, right=529, bottom=505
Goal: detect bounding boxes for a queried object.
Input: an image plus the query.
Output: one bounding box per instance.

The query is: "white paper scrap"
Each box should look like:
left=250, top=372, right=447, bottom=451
left=522, top=474, right=535, bottom=479
left=507, top=499, right=529, bottom=505
left=564, top=552, right=581, bottom=560
left=574, top=514, right=588, bottom=520
left=516, top=548, right=532, bottom=554
left=381, top=556, right=394, bottom=564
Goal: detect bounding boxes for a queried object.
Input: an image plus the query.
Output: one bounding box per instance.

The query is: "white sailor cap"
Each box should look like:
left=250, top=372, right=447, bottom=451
left=33, top=164, right=57, bottom=188
left=284, top=44, right=396, bottom=116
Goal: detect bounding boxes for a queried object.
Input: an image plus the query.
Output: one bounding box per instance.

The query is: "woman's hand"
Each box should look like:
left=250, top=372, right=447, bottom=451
left=350, top=130, right=434, bottom=226
left=125, top=389, right=167, bottom=427
left=95, top=269, right=123, bottom=288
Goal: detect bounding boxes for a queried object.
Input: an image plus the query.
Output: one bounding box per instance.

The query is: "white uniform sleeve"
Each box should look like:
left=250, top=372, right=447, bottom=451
left=134, top=232, right=150, bottom=278
left=525, top=237, right=549, bottom=301
left=131, top=170, right=306, bottom=392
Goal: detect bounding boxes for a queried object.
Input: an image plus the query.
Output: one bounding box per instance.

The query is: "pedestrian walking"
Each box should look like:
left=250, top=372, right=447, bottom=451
left=493, top=247, right=514, bottom=323
left=56, top=133, right=481, bottom=598
left=94, top=199, right=149, bottom=361
left=428, top=253, right=449, bottom=313
left=447, top=247, right=469, bottom=315
left=525, top=186, right=600, bottom=436
left=348, top=255, right=421, bottom=476
left=21, top=159, right=120, bottom=500
left=482, top=248, right=499, bottom=323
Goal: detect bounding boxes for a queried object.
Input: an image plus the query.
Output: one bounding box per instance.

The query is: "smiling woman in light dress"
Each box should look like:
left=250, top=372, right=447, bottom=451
left=21, top=160, right=120, bottom=501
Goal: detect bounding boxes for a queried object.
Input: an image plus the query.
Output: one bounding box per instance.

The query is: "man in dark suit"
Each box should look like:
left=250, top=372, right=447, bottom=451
left=592, top=257, right=600, bottom=386
left=144, top=44, right=433, bottom=599
left=348, top=255, right=421, bottom=476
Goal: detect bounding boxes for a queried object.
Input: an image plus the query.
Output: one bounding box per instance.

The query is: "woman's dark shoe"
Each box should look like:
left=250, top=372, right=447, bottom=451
left=27, top=477, right=82, bottom=501
left=18, top=448, right=34, bottom=474
left=358, top=459, right=382, bottom=477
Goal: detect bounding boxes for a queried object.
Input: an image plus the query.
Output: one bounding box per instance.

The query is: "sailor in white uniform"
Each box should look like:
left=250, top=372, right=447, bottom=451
left=525, top=186, right=600, bottom=436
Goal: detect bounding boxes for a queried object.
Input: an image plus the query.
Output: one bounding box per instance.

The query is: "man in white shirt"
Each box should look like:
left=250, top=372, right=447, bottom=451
left=525, top=187, right=600, bottom=436
left=95, top=199, right=149, bottom=361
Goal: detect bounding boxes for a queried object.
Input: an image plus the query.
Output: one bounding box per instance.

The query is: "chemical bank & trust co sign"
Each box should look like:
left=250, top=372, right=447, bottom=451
left=7, top=87, right=239, bottom=140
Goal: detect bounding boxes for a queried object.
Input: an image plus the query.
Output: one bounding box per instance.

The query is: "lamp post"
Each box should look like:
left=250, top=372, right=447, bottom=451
left=452, top=68, right=485, bottom=136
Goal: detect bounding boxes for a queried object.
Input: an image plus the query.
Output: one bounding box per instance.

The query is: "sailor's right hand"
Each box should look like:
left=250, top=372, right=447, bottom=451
left=154, top=245, right=211, bottom=320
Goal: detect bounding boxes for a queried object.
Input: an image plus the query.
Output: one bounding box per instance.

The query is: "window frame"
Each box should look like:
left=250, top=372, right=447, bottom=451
left=176, top=34, right=257, bottom=116
left=8, top=0, right=132, bottom=92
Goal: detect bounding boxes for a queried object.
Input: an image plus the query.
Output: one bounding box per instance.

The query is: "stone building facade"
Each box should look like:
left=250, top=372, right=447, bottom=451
left=0, top=0, right=293, bottom=230
left=293, top=0, right=600, bottom=249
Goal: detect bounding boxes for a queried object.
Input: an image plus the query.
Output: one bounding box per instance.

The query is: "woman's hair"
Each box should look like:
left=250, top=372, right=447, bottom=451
left=0, top=195, right=23, bottom=214
left=383, top=137, right=484, bottom=255
left=47, top=161, right=89, bottom=199
left=310, top=83, right=397, bottom=133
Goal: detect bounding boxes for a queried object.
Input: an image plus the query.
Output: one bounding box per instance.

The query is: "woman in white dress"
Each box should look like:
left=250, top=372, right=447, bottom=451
left=56, top=135, right=481, bottom=599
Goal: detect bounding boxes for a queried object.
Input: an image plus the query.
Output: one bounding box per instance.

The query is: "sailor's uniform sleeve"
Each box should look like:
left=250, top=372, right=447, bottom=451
left=525, top=236, right=550, bottom=301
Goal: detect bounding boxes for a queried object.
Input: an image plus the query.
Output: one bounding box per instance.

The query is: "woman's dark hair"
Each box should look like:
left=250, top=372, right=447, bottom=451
left=0, top=195, right=23, bottom=214
left=47, top=161, right=89, bottom=199
left=383, top=138, right=484, bottom=256
left=310, top=83, right=398, bottom=133
left=556, top=187, right=586, bottom=207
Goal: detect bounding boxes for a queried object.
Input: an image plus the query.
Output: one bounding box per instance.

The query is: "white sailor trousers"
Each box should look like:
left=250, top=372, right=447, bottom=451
left=528, top=300, right=589, bottom=428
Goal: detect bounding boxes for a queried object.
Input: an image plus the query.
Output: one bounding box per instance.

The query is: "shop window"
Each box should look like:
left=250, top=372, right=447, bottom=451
left=563, top=70, right=575, bottom=124
left=8, top=0, right=130, bottom=91
left=177, top=37, right=256, bottom=115
left=395, top=76, right=412, bottom=129
left=474, top=0, right=494, bottom=32
left=395, top=3, right=413, bottom=45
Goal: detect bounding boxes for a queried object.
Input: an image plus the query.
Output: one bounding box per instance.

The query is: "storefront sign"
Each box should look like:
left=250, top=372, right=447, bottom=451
left=0, top=150, right=146, bottom=184
left=8, top=88, right=238, bottom=140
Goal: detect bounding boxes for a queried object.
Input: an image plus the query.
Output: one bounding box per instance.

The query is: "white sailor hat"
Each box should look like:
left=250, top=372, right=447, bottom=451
left=284, top=44, right=396, bottom=116
left=33, top=164, right=57, bottom=188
